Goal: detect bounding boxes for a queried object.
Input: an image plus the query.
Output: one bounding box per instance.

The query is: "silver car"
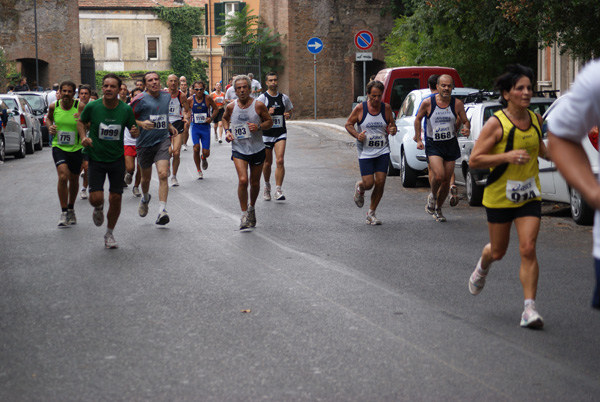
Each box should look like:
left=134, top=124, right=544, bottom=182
left=1, top=100, right=27, bottom=161
left=0, top=94, right=43, bottom=155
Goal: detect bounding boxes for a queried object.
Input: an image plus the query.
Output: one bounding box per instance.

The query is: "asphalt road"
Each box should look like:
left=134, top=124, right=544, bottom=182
left=1, top=122, right=599, bottom=401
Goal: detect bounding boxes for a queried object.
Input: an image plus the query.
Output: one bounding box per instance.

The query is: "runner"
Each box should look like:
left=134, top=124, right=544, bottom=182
left=78, top=84, right=92, bottom=200
left=248, top=73, right=262, bottom=99
left=414, top=74, right=470, bottom=222
left=124, top=87, right=143, bottom=197
left=166, top=74, right=191, bottom=187
left=188, top=80, right=219, bottom=179
left=547, top=59, right=600, bottom=310
left=257, top=72, right=294, bottom=201
left=179, top=76, right=190, bottom=151
left=345, top=80, right=397, bottom=224
left=210, top=82, right=226, bottom=143
left=135, top=80, right=145, bottom=92
left=130, top=71, right=178, bottom=225
left=118, top=83, right=130, bottom=103
left=78, top=73, right=138, bottom=248
left=468, top=64, right=548, bottom=328
left=47, top=81, right=84, bottom=227
left=222, top=75, right=273, bottom=229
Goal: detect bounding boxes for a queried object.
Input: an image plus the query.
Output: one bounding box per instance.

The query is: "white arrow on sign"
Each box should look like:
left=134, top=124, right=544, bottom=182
left=308, top=42, right=322, bottom=50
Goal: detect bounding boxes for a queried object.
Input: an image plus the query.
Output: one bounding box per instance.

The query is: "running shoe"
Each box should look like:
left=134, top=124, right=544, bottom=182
left=80, top=188, right=88, bottom=200
left=156, top=210, right=170, bottom=225
left=93, top=206, right=104, bottom=227
left=426, top=193, right=436, bottom=215
left=433, top=208, right=446, bottom=222
left=366, top=211, right=382, bottom=225
left=197, top=170, right=203, bottom=180
left=182, top=144, right=188, bottom=151
left=520, top=304, right=544, bottom=329
left=57, top=211, right=69, bottom=228
left=263, top=186, right=271, bottom=201
left=247, top=209, right=257, bottom=227
left=219, top=139, right=223, bottom=144
left=354, top=181, right=364, bottom=208
left=125, top=172, right=133, bottom=185
left=202, top=157, right=208, bottom=171
left=66, top=209, right=77, bottom=225
left=450, top=185, right=459, bottom=207
left=239, top=211, right=250, bottom=230
left=104, top=233, right=118, bottom=249
left=138, top=194, right=151, bottom=217
left=171, top=176, right=179, bottom=187
left=275, top=190, right=286, bottom=201
left=132, top=186, right=141, bottom=197
left=468, top=259, right=487, bottom=295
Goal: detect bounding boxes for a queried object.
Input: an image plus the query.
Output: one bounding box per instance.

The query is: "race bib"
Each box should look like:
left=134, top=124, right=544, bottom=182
left=98, top=123, right=122, bottom=141
left=272, top=115, right=284, bottom=129
left=58, top=130, right=75, bottom=145
left=432, top=125, right=454, bottom=141
left=149, top=114, right=168, bottom=130
left=194, top=113, right=207, bottom=124
left=216, top=97, right=224, bottom=103
left=506, top=177, right=540, bottom=203
left=365, top=133, right=386, bottom=148
left=232, top=124, right=251, bottom=140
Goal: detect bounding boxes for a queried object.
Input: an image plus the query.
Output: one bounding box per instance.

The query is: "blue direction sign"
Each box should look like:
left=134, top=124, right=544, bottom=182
left=307, top=37, right=324, bottom=54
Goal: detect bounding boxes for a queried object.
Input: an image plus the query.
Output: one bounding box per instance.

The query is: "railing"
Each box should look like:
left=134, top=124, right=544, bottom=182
left=192, top=35, right=210, bottom=50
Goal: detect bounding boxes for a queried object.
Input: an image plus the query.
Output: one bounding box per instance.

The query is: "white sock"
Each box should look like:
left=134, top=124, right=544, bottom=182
left=159, top=201, right=166, bottom=213
left=276, top=186, right=282, bottom=192
left=142, top=193, right=150, bottom=202
left=524, top=299, right=535, bottom=309
left=265, top=181, right=271, bottom=189
left=106, top=228, right=113, bottom=235
left=95, top=204, right=104, bottom=211
left=368, top=209, right=375, bottom=216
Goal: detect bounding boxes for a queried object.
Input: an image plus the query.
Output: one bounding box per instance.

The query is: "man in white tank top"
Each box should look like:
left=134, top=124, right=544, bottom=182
left=167, top=74, right=191, bottom=187
left=345, top=80, right=397, bottom=225
left=222, top=75, right=273, bottom=230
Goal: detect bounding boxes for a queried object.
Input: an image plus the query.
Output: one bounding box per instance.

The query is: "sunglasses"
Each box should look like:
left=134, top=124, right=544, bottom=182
left=194, top=88, right=205, bottom=91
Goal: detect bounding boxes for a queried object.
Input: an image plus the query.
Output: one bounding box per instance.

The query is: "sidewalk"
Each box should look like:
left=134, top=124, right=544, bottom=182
left=287, top=117, right=348, bottom=134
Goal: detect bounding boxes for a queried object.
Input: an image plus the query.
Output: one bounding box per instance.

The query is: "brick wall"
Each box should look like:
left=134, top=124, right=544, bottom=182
left=260, top=0, right=394, bottom=118
left=0, top=0, right=80, bottom=89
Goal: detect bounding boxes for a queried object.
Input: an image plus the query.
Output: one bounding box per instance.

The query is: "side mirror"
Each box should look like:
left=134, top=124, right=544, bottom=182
left=13, top=108, right=20, bottom=116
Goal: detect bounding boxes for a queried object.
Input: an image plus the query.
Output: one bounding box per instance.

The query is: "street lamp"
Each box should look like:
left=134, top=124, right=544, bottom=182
left=34, top=0, right=39, bottom=89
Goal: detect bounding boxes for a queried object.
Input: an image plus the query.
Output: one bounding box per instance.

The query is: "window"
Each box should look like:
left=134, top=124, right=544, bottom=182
left=147, top=38, right=159, bottom=60
left=390, top=78, right=420, bottom=112
left=214, top=1, right=246, bottom=35
left=106, top=37, right=120, bottom=61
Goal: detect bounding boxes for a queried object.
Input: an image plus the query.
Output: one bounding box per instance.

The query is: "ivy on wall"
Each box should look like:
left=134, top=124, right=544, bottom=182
left=154, top=5, right=208, bottom=85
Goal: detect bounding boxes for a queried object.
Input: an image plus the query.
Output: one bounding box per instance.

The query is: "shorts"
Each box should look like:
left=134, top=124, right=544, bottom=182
left=358, top=153, right=390, bottom=176
left=214, top=108, right=224, bottom=123
left=124, top=145, right=137, bottom=157
left=425, top=137, right=461, bottom=162
left=136, top=137, right=171, bottom=169
left=192, top=124, right=211, bottom=149
left=263, top=133, right=287, bottom=149
left=82, top=153, right=89, bottom=162
left=88, top=156, right=126, bottom=194
left=485, top=200, right=542, bottom=223
left=52, top=147, right=83, bottom=175
left=172, top=119, right=185, bottom=134
left=232, top=148, right=266, bottom=166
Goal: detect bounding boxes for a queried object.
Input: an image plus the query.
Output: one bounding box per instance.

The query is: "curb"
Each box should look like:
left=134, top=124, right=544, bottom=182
left=287, top=120, right=348, bottom=134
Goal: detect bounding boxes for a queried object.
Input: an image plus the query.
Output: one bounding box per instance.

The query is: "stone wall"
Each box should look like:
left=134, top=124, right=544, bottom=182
left=260, top=0, right=394, bottom=118
left=0, top=0, right=80, bottom=89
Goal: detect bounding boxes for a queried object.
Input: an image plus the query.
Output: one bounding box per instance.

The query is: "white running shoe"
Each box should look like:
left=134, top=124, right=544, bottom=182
left=366, top=211, right=382, bottom=225
left=132, top=186, right=141, bottom=197
left=275, top=190, right=286, bottom=201
left=354, top=181, right=364, bottom=208
left=433, top=208, right=446, bottom=222
left=263, top=186, right=272, bottom=201
left=80, top=188, right=88, bottom=200
left=239, top=211, right=250, bottom=230
left=104, top=233, right=118, bottom=249
left=156, top=210, right=170, bottom=225
left=247, top=209, right=256, bottom=227
left=426, top=193, right=436, bottom=215
left=197, top=170, right=203, bottom=180
left=66, top=209, right=77, bottom=225
left=171, top=176, right=179, bottom=187
left=520, top=304, right=544, bottom=329
left=57, top=211, right=69, bottom=228
left=124, top=172, right=133, bottom=185
left=202, top=157, right=208, bottom=171
left=139, top=194, right=151, bottom=217
left=182, top=144, right=188, bottom=151
left=93, top=206, right=104, bottom=227
left=450, top=185, right=459, bottom=207
left=468, top=259, right=488, bottom=295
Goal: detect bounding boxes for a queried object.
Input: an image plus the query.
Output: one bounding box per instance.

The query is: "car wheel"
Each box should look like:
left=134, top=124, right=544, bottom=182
left=15, top=133, right=26, bottom=159
left=0, top=135, right=5, bottom=163
left=570, top=187, right=594, bottom=226
left=34, top=131, right=43, bottom=151
left=25, top=132, right=34, bottom=154
left=466, top=169, right=484, bottom=206
left=400, top=149, right=417, bottom=188
left=388, top=154, right=400, bottom=176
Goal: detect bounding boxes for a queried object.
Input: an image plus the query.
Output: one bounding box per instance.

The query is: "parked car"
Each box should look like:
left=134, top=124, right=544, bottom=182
left=374, top=66, right=465, bottom=116
left=18, top=91, right=49, bottom=146
left=453, top=95, right=555, bottom=206
left=0, top=94, right=42, bottom=154
left=389, top=87, right=478, bottom=187
left=538, top=95, right=597, bottom=225
left=0, top=100, right=27, bottom=160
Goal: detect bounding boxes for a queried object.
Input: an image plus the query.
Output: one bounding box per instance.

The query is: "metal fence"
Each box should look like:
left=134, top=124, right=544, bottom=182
left=221, top=43, right=261, bottom=86
left=80, top=44, right=96, bottom=89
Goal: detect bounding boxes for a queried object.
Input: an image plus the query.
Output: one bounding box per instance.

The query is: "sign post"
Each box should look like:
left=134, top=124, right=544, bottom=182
left=354, top=30, right=374, bottom=96
left=307, top=37, right=324, bottom=120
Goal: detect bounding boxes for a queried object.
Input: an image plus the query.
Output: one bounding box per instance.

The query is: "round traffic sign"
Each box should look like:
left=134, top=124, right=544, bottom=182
left=354, top=30, right=374, bottom=51
left=307, top=37, right=324, bottom=54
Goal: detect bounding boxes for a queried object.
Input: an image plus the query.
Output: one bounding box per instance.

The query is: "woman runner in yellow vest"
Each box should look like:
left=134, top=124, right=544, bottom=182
left=467, top=64, right=550, bottom=329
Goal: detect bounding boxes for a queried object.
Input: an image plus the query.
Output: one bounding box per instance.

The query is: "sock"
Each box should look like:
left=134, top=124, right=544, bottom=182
left=67, top=204, right=74, bottom=210
left=159, top=201, right=166, bottom=213
left=106, top=228, right=113, bottom=235
left=265, top=181, right=271, bottom=188
left=524, top=299, right=535, bottom=309
left=477, top=258, right=491, bottom=274
left=81, top=187, right=87, bottom=191
left=276, top=186, right=282, bottom=192
left=368, top=209, right=375, bottom=216
left=172, top=174, right=176, bottom=179
left=143, top=193, right=149, bottom=202
left=95, top=204, right=104, bottom=211
left=248, top=205, right=255, bottom=212
left=61, top=207, right=68, bottom=212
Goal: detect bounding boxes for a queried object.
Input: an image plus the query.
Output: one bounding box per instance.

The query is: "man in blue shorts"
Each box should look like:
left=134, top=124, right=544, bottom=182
left=414, top=74, right=470, bottom=222
left=345, top=80, right=397, bottom=225
left=187, top=80, right=219, bottom=179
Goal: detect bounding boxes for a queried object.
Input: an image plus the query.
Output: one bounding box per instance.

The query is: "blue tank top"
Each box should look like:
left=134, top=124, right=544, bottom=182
left=191, top=95, right=209, bottom=126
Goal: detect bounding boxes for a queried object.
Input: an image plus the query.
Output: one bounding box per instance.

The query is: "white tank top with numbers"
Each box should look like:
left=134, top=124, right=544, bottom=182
left=356, top=102, right=389, bottom=159
left=230, top=99, right=265, bottom=155
left=168, top=92, right=183, bottom=123
left=426, top=96, right=457, bottom=141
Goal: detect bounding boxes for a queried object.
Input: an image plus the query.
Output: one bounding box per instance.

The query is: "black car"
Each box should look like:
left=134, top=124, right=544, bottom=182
left=18, top=92, right=50, bottom=146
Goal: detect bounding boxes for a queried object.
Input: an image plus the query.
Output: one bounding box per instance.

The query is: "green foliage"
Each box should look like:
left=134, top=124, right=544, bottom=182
left=221, top=6, right=283, bottom=79
left=383, top=0, right=537, bottom=89
left=0, top=46, right=18, bottom=90
left=154, top=6, right=208, bottom=84
left=95, top=70, right=175, bottom=94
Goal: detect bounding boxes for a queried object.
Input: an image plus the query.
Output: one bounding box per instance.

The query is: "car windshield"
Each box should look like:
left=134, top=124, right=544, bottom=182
left=1, top=98, right=18, bottom=110
left=22, top=95, right=44, bottom=110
